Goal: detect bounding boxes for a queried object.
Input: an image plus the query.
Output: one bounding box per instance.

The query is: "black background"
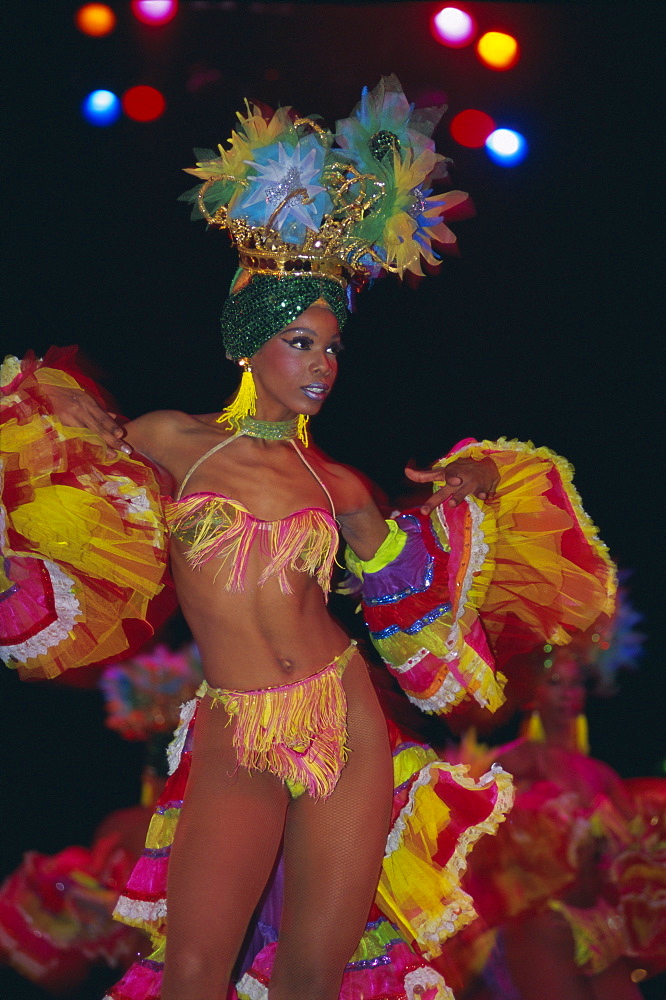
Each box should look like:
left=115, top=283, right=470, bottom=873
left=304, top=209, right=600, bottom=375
left=2, top=2, right=664, bottom=997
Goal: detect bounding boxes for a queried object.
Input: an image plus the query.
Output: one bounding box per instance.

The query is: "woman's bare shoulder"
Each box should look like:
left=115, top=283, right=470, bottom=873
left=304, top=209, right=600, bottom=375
left=308, top=445, right=387, bottom=513
left=125, top=410, right=201, bottom=464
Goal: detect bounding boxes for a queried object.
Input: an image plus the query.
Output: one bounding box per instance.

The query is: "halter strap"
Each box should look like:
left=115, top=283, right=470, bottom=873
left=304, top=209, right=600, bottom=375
left=175, top=431, right=336, bottom=519
left=176, top=431, right=244, bottom=500
left=289, top=440, right=336, bottom=520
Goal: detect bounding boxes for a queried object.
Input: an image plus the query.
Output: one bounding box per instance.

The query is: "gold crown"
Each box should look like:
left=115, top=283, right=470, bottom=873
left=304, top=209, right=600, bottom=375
left=196, top=154, right=381, bottom=289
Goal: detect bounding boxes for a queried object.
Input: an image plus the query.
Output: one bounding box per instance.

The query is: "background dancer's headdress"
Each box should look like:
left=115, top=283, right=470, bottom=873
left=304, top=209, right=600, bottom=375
left=180, top=75, right=469, bottom=437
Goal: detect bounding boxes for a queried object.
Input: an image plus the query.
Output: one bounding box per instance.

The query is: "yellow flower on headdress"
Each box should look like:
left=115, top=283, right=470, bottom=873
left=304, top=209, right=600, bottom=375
left=181, top=104, right=307, bottom=219
left=380, top=149, right=469, bottom=277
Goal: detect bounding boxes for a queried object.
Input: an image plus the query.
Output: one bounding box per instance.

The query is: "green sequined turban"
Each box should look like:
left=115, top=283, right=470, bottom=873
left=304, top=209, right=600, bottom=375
left=221, top=274, right=348, bottom=360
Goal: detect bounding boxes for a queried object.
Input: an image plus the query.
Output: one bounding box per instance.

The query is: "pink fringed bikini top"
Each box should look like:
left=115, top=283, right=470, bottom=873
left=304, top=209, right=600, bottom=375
left=165, top=433, right=339, bottom=596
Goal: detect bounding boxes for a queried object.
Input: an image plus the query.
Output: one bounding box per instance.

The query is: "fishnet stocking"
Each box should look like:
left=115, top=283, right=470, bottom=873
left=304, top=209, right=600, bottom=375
left=160, top=698, right=289, bottom=1000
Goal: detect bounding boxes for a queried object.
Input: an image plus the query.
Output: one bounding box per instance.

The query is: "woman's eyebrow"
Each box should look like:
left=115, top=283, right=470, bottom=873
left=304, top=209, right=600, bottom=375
left=282, top=326, right=317, bottom=336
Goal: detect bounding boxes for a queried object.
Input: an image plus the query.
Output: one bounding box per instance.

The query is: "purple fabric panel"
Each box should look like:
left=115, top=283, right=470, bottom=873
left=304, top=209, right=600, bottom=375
left=361, top=517, right=432, bottom=604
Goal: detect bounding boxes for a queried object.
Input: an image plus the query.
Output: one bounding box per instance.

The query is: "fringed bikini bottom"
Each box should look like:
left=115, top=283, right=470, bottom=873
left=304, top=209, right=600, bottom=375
left=197, top=640, right=358, bottom=801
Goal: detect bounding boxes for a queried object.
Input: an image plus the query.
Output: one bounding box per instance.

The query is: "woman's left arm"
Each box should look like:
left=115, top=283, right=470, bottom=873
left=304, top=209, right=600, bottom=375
left=337, top=453, right=500, bottom=559
left=341, top=437, right=617, bottom=719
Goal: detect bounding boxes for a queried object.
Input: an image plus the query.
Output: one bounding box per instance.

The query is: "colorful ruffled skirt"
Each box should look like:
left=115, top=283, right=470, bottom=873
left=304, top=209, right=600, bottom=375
left=104, top=702, right=512, bottom=999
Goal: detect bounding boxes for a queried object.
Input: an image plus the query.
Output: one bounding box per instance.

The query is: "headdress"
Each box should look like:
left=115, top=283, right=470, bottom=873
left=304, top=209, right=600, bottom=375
left=180, top=75, right=468, bottom=436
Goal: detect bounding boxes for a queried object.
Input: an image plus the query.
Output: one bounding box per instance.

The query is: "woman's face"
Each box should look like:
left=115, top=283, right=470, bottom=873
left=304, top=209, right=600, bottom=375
left=250, top=304, right=342, bottom=420
left=535, top=652, right=586, bottom=729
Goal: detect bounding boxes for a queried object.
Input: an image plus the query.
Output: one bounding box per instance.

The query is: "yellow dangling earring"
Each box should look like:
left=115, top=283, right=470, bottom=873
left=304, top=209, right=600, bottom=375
left=297, top=414, right=310, bottom=446
left=216, top=358, right=257, bottom=429
left=522, top=709, right=546, bottom=743
left=575, top=713, right=590, bottom=754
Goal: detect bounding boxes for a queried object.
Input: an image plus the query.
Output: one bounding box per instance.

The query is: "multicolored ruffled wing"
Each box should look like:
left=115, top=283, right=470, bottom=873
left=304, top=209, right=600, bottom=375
left=1, top=350, right=171, bottom=679
left=346, top=438, right=616, bottom=717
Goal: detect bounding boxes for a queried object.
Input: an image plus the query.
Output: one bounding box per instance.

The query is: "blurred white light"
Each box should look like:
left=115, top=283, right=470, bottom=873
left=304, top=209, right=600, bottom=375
left=485, top=128, right=527, bottom=165
left=432, top=7, right=476, bottom=46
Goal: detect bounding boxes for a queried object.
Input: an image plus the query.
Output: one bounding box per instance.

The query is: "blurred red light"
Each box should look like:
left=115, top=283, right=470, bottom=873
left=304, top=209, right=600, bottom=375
left=450, top=109, right=496, bottom=148
left=131, top=1, right=178, bottom=26
left=75, top=4, right=116, bottom=36
left=122, top=86, right=166, bottom=122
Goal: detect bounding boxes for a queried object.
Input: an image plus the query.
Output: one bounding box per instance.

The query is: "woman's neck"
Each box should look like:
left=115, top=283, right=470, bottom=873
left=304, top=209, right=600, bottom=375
left=239, top=414, right=299, bottom=441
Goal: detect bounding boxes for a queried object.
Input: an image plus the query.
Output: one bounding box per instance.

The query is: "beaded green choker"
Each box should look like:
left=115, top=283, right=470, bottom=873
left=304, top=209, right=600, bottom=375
left=238, top=414, right=299, bottom=441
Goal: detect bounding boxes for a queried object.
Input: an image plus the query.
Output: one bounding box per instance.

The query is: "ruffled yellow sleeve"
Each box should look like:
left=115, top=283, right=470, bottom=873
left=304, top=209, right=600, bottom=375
left=433, top=438, right=616, bottom=667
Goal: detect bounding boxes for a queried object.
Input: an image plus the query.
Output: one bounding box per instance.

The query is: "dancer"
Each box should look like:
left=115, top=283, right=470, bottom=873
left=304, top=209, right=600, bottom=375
left=450, top=641, right=665, bottom=1000
left=1, top=78, right=615, bottom=999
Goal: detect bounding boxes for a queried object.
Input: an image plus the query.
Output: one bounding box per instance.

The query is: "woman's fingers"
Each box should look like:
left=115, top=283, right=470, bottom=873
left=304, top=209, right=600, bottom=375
left=48, top=388, right=131, bottom=454
left=404, top=456, right=499, bottom=514
left=405, top=466, right=461, bottom=485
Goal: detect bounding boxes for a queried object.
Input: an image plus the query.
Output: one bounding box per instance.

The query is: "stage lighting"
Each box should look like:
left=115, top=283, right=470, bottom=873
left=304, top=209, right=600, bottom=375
left=485, top=128, right=527, bottom=166
left=82, top=90, right=121, bottom=126
left=131, top=1, right=178, bottom=26
left=450, top=109, right=495, bottom=148
left=476, top=31, right=519, bottom=70
left=122, top=86, right=167, bottom=122
left=75, top=4, right=116, bottom=36
left=431, top=6, right=476, bottom=48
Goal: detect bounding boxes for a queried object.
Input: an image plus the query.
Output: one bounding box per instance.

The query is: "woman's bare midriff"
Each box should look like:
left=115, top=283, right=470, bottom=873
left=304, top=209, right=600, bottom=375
left=170, top=543, right=350, bottom=691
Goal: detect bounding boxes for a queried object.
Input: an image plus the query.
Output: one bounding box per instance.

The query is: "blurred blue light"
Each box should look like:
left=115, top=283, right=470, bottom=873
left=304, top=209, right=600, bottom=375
left=485, top=128, right=528, bottom=165
left=82, top=89, right=121, bottom=126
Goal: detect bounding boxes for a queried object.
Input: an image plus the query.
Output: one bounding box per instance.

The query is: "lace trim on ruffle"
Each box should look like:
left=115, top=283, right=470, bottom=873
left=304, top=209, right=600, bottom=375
left=404, top=671, right=463, bottom=713
left=235, top=973, right=269, bottom=1000
left=404, top=966, right=454, bottom=1000
left=385, top=761, right=440, bottom=858
left=167, top=698, right=197, bottom=775
left=440, top=498, right=488, bottom=659
left=391, top=646, right=430, bottom=673
left=113, top=894, right=167, bottom=925
left=0, top=560, right=81, bottom=663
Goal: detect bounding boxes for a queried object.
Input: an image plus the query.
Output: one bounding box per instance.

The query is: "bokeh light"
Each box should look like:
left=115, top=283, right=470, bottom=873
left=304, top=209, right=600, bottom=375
left=476, top=31, right=520, bottom=70
left=75, top=3, right=116, bottom=36
left=131, top=1, right=178, bottom=26
left=431, top=6, right=476, bottom=48
left=82, top=89, right=121, bottom=126
left=122, top=85, right=167, bottom=122
left=485, top=128, right=528, bottom=166
left=450, top=109, right=495, bottom=148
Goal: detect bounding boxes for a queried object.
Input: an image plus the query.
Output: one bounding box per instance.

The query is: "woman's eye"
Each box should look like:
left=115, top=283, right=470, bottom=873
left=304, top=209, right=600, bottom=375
left=327, top=342, right=344, bottom=356
left=285, top=337, right=313, bottom=350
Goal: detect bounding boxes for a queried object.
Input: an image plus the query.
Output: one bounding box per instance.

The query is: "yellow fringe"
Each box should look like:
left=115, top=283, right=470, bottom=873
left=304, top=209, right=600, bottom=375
left=199, top=642, right=356, bottom=799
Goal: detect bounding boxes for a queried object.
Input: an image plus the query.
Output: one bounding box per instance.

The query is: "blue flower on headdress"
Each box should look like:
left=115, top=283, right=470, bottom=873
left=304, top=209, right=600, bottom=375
left=229, top=135, right=332, bottom=244
left=335, top=74, right=444, bottom=176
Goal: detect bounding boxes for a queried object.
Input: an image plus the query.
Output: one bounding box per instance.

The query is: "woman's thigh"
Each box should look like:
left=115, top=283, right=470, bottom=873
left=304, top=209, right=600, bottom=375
left=271, top=652, right=394, bottom=986
left=163, top=699, right=289, bottom=981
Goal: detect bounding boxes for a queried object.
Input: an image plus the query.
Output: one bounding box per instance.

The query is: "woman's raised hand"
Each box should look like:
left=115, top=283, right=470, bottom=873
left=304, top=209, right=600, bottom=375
left=43, top=385, right=132, bottom=454
left=405, top=456, right=499, bottom=516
